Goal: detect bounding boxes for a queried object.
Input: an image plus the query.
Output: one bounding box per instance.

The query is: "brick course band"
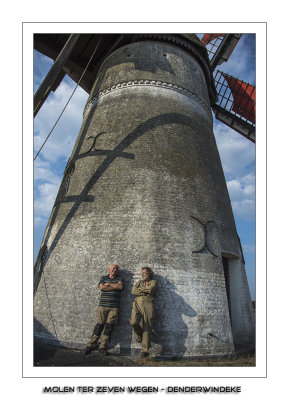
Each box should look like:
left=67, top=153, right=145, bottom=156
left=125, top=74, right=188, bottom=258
left=83, top=80, right=213, bottom=123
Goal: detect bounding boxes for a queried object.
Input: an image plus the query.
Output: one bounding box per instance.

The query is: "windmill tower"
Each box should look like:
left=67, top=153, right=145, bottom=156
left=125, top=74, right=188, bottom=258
left=33, top=33, right=255, bottom=357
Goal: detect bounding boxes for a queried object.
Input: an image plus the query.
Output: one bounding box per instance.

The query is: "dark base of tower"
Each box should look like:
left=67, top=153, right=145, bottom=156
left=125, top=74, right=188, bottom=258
left=34, top=338, right=137, bottom=367
left=34, top=336, right=255, bottom=366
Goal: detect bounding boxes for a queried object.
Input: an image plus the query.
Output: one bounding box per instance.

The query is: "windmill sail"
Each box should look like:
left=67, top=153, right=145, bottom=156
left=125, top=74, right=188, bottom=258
left=201, top=33, right=225, bottom=45
left=212, top=70, right=255, bottom=142
left=222, top=73, right=255, bottom=124
left=201, top=33, right=242, bottom=69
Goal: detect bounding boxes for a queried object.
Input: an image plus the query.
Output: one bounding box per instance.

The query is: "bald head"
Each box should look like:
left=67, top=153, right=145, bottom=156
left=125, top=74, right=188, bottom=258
left=108, top=263, right=119, bottom=278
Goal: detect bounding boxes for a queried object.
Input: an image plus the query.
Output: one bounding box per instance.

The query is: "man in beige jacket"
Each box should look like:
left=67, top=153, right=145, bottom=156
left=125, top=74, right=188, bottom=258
left=130, top=267, right=158, bottom=357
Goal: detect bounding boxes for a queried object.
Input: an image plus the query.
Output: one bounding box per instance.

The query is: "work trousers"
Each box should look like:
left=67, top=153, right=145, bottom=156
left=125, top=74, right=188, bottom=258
left=87, top=306, right=119, bottom=350
left=130, top=300, right=154, bottom=353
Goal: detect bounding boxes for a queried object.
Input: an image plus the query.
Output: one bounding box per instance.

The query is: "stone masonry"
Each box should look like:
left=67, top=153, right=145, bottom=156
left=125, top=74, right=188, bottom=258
left=34, top=35, right=255, bottom=357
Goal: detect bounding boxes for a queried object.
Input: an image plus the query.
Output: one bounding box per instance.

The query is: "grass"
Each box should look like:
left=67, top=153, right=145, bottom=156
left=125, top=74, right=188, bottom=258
left=135, top=354, right=255, bottom=367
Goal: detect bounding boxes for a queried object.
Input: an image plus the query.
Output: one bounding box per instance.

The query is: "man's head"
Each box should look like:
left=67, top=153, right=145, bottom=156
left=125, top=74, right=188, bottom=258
left=141, top=267, right=154, bottom=282
left=108, top=263, right=119, bottom=278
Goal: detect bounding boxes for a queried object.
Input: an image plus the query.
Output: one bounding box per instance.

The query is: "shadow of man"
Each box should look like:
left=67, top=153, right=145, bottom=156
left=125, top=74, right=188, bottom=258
left=152, top=274, right=197, bottom=357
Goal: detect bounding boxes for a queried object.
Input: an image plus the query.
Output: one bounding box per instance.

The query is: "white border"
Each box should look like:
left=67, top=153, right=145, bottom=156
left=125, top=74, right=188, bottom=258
left=23, top=22, right=266, bottom=379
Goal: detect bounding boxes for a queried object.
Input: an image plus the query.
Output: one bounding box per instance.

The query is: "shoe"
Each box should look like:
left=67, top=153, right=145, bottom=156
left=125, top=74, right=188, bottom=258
left=132, top=325, right=143, bottom=343
left=99, top=348, right=107, bottom=356
left=84, top=347, right=92, bottom=355
left=140, top=352, right=149, bottom=358
left=135, top=333, right=142, bottom=343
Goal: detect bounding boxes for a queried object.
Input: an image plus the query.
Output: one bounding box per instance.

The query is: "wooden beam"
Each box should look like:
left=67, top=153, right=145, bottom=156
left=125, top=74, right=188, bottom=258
left=34, top=34, right=80, bottom=117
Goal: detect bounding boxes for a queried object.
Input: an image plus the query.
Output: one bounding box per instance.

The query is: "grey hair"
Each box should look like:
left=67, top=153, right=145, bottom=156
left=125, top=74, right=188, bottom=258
left=142, top=267, right=154, bottom=279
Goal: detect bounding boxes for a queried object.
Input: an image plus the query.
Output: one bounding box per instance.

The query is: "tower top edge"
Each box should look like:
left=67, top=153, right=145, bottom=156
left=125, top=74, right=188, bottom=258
left=106, top=34, right=217, bottom=104
left=34, top=33, right=217, bottom=103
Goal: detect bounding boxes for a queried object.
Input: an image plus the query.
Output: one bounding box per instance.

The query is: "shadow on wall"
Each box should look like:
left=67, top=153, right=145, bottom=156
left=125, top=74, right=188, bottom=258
left=153, top=274, right=197, bottom=356
left=109, top=272, right=197, bottom=356
left=34, top=318, right=62, bottom=363
left=36, top=111, right=210, bottom=282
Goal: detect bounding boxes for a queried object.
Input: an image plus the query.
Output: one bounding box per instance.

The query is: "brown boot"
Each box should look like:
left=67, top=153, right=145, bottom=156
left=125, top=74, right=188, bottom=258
left=132, top=324, right=143, bottom=343
left=84, top=346, right=92, bottom=355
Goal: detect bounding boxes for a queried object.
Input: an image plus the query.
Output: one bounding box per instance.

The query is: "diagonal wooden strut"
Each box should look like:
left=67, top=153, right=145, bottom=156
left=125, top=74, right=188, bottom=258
left=34, top=34, right=80, bottom=117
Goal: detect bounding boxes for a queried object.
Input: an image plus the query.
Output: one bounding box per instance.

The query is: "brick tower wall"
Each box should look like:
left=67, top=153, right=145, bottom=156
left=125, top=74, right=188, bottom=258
left=34, top=37, right=255, bottom=357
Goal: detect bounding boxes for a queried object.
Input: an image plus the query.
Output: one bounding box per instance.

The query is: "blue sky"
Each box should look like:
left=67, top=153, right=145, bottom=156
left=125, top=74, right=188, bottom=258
left=33, top=34, right=256, bottom=300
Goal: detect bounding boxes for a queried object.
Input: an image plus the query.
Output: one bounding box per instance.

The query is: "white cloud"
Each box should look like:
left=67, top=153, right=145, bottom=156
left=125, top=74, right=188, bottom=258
left=242, top=244, right=255, bottom=254
left=214, top=119, right=255, bottom=179
left=231, top=199, right=255, bottom=220
left=34, top=50, right=54, bottom=92
left=212, top=117, right=255, bottom=221
left=227, top=175, right=255, bottom=199
left=34, top=182, right=60, bottom=217
left=34, top=165, right=61, bottom=184
left=34, top=157, right=62, bottom=219
left=227, top=177, right=255, bottom=220
left=33, top=76, right=88, bottom=228
left=34, top=216, right=47, bottom=228
left=34, top=79, right=88, bottom=163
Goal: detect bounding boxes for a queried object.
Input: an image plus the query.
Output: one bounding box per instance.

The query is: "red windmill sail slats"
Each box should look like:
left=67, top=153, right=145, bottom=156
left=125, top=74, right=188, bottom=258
left=201, top=34, right=225, bottom=45
left=222, top=73, right=255, bottom=124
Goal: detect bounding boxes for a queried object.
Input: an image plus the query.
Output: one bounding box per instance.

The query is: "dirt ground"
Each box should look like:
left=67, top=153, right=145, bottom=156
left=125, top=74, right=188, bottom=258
left=34, top=341, right=255, bottom=367
left=34, top=341, right=137, bottom=367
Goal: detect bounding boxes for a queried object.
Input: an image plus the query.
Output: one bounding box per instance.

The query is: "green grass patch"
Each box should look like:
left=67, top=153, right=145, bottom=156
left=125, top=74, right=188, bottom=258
left=136, top=355, right=255, bottom=367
